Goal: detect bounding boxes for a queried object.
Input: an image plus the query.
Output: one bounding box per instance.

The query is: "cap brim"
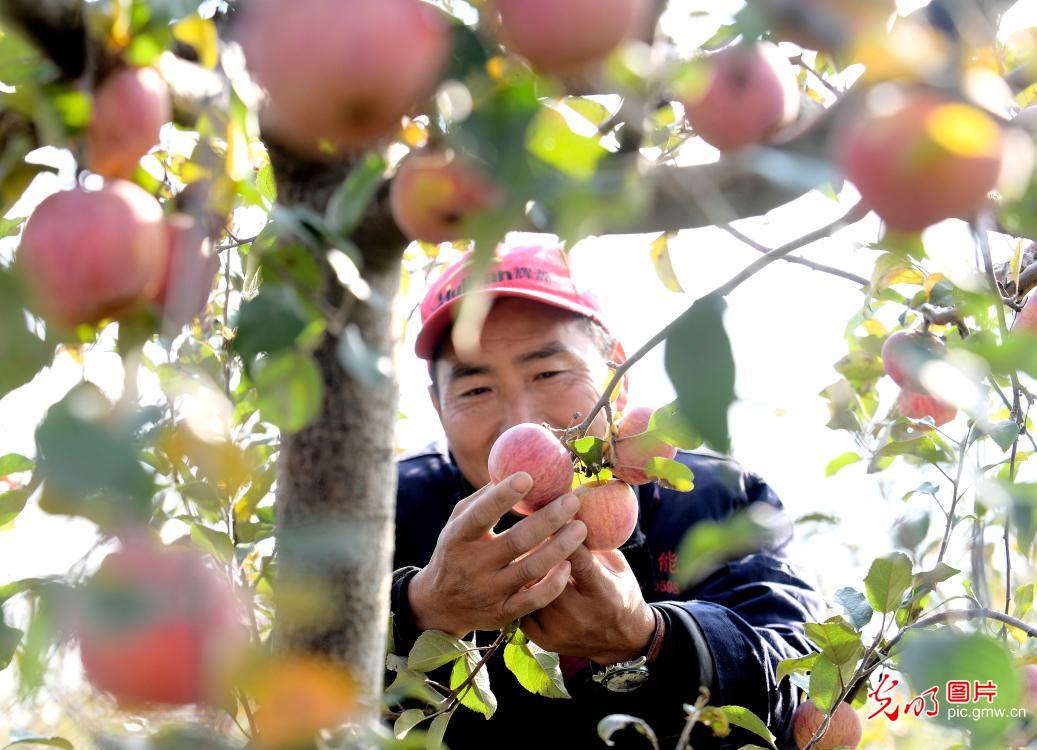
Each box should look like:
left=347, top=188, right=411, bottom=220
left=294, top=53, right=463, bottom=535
left=415, top=287, right=605, bottom=360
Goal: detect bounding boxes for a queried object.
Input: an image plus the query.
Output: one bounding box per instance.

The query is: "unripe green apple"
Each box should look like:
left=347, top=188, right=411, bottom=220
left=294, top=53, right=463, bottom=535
left=18, top=181, right=167, bottom=328
left=390, top=151, right=499, bottom=243
left=834, top=87, right=1003, bottom=232
left=680, top=42, right=800, bottom=152
left=612, top=407, right=677, bottom=486
left=237, top=0, right=449, bottom=157
left=488, top=423, right=574, bottom=515
left=490, top=0, right=649, bottom=74
left=573, top=479, right=638, bottom=550
left=792, top=699, right=862, bottom=750
left=881, top=330, right=946, bottom=392
left=87, top=66, right=170, bottom=179
left=75, top=536, right=245, bottom=708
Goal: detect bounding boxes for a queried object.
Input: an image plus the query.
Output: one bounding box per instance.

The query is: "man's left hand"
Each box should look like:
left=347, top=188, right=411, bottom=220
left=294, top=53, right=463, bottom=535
left=520, top=545, right=655, bottom=665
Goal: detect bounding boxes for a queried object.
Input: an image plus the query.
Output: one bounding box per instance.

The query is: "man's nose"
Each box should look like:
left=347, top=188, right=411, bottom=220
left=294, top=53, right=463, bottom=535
left=503, top=393, right=541, bottom=430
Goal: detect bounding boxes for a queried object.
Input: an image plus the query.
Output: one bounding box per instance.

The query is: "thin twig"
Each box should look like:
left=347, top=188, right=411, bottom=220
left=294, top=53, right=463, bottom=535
left=720, top=222, right=868, bottom=287
left=936, top=424, right=974, bottom=564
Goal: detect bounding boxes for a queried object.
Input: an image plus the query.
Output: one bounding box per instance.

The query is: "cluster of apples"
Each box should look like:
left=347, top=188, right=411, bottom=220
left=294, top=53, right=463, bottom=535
left=486, top=407, right=678, bottom=551
left=16, top=62, right=216, bottom=333
left=881, top=330, right=957, bottom=427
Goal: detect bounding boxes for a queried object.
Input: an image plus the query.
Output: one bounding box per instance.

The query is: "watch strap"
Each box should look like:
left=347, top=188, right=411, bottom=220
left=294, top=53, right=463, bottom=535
left=645, top=606, right=666, bottom=665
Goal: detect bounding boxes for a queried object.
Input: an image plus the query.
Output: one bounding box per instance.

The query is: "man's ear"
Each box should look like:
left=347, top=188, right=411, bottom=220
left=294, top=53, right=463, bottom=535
left=609, top=339, right=630, bottom=413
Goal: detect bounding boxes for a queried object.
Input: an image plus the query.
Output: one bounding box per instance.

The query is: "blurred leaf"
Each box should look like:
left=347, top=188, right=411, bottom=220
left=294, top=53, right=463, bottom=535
left=794, top=512, right=838, bottom=525
left=892, top=507, right=930, bottom=551
left=897, top=630, right=1020, bottom=748
left=1013, top=584, right=1034, bottom=619
left=719, top=706, right=775, bottom=749
left=526, top=107, right=606, bottom=181
left=644, top=457, right=693, bottom=492
left=426, top=711, right=451, bottom=750
left=0, top=269, right=52, bottom=400
left=232, top=284, right=316, bottom=371
left=675, top=510, right=765, bottom=587
left=912, top=562, right=959, bottom=590
left=825, top=452, right=860, bottom=477
left=648, top=233, right=683, bottom=293
left=1001, top=170, right=1037, bottom=241
left=503, top=636, right=569, bottom=699
left=871, top=253, right=923, bottom=292
left=172, top=14, right=219, bottom=69
left=408, top=631, right=468, bottom=673
left=864, top=552, right=913, bottom=613
left=647, top=401, right=702, bottom=450
left=834, top=351, right=884, bottom=384
left=450, top=649, right=496, bottom=718
left=833, top=587, right=873, bottom=630
left=394, top=708, right=427, bottom=740
left=337, top=324, right=390, bottom=388
left=0, top=215, right=25, bottom=238
left=190, top=524, right=234, bottom=565
left=977, top=419, right=1019, bottom=452
left=597, top=715, right=659, bottom=750
left=254, top=351, right=323, bottom=433
left=255, top=163, right=277, bottom=204
left=664, top=295, right=735, bottom=453
left=325, top=153, right=386, bottom=237
left=0, top=619, right=22, bottom=671
left=0, top=489, right=29, bottom=527
left=2, top=738, right=72, bottom=750
left=1000, top=481, right=1037, bottom=557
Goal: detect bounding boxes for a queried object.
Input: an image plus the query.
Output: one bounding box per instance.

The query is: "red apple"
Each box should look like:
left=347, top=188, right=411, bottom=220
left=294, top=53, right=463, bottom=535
left=792, top=699, right=862, bottom=750
left=154, top=213, right=219, bottom=329
left=573, top=479, right=638, bottom=550
left=897, top=388, right=956, bottom=427
left=488, top=423, right=574, bottom=515
left=237, top=0, right=449, bottom=158
left=390, top=151, right=500, bottom=243
left=881, top=330, right=946, bottom=391
left=87, top=66, right=170, bottom=179
left=834, top=87, right=1003, bottom=232
left=1014, top=292, right=1037, bottom=335
left=491, top=0, right=649, bottom=75
left=75, top=536, right=245, bottom=708
left=612, top=407, right=678, bottom=486
left=680, top=42, right=800, bottom=153
left=18, top=181, right=167, bottom=329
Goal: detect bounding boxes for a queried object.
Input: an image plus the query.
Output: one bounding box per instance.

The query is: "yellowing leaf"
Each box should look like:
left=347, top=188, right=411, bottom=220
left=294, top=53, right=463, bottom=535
left=173, top=15, right=219, bottom=69
left=862, top=319, right=887, bottom=337
left=648, top=232, right=684, bottom=293
left=926, top=103, right=1002, bottom=159
left=486, top=56, right=507, bottom=80
left=923, top=272, right=946, bottom=298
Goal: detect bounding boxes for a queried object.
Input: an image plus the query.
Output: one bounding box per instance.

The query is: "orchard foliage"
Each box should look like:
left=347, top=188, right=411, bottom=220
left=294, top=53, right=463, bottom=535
left=0, top=1, right=1036, bottom=749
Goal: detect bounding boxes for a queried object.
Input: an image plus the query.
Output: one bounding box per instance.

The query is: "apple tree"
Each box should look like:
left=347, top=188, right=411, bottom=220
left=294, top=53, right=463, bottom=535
left=0, top=0, right=1036, bottom=749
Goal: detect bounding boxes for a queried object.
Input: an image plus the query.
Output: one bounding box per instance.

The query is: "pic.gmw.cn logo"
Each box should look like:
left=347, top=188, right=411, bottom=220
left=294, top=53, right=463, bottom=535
left=868, top=672, right=1028, bottom=722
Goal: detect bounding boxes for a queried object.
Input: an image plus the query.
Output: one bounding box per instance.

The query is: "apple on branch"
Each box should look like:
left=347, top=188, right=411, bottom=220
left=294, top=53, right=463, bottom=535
left=572, top=478, right=639, bottom=550
left=488, top=423, right=575, bottom=515
left=611, top=406, right=679, bottom=486
left=792, top=699, right=862, bottom=750
left=87, top=66, right=170, bottom=180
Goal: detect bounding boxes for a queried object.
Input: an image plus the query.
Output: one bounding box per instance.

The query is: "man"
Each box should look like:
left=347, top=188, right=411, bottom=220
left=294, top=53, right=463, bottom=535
left=389, top=242, right=825, bottom=749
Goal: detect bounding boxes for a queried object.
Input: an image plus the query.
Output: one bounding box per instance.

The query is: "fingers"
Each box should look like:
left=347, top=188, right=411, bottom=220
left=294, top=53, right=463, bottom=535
left=497, top=518, right=587, bottom=591
left=566, top=544, right=606, bottom=595
left=446, top=481, right=492, bottom=524
left=498, top=560, right=572, bottom=622
left=493, top=493, right=581, bottom=564
left=455, top=472, right=533, bottom=540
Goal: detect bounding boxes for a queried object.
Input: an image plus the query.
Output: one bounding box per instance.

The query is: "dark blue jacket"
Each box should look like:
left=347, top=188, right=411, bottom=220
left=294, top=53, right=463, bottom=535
left=389, top=438, right=825, bottom=749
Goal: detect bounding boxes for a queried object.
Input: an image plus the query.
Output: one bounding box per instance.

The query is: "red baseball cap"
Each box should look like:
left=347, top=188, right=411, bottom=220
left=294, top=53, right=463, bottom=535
left=415, top=243, right=612, bottom=360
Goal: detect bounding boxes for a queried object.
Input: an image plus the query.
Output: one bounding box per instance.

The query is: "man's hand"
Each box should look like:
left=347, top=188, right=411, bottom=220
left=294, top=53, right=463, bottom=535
left=520, top=546, right=656, bottom=665
left=408, top=472, right=588, bottom=638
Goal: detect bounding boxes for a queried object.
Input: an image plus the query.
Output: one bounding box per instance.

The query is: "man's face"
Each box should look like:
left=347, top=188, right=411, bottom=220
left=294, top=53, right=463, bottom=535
left=430, top=297, right=618, bottom=491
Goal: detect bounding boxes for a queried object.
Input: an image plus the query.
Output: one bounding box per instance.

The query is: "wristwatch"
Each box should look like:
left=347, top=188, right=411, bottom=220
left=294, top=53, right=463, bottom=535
left=592, top=607, right=666, bottom=693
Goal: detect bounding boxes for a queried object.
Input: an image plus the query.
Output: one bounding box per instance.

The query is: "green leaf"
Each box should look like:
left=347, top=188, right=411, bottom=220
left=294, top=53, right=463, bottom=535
left=2, top=738, right=73, bottom=750
left=255, top=163, right=277, bottom=204
left=664, top=294, right=735, bottom=453
left=0, top=216, right=25, bottom=238
left=253, top=351, right=323, bottom=433
left=408, top=631, right=469, bottom=673
left=426, top=711, right=451, bottom=750
left=979, top=419, right=1019, bottom=452
left=503, top=637, right=570, bottom=699
left=864, top=552, right=913, bottom=613
left=776, top=653, right=817, bottom=686
left=804, top=617, right=864, bottom=667
left=1013, top=583, right=1034, bottom=619
left=596, top=714, right=660, bottom=749
left=719, top=706, right=776, bottom=749
left=190, top=524, right=234, bottom=565
left=0, top=269, right=52, bottom=400
left=833, top=351, right=885, bottom=384
left=911, top=562, right=959, bottom=589
left=807, top=654, right=843, bottom=712
left=832, top=587, right=873, bottom=630
left=825, top=452, right=861, bottom=477
left=897, top=630, right=1021, bottom=748
left=569, top=436, right=606, bottom=472
left=393, top=708, right=427, bottom=740
left=647, top=400, right=702, bottom=450
left=995, top=482, right=1037, bottom=557
left=0, top=620, right=23, bottom=671
left=449, top=650, right=496, bottom=719
left=232, top=284, right=316, bottom=370
left=526, top=107, right=606, bottom=181
left=675, top=510, right=766, bottom=587
left=0, top=489, right=29, bottom=527
left=325, top=153, right=386, bottom=237
left=643, top=457, right=693, bottom=492
left=337, top=323, right=390, bottom=388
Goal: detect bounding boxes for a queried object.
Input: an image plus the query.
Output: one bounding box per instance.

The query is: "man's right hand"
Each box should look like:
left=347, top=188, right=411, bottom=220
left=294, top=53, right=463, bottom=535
left=407, top=472, right=587, bottom=638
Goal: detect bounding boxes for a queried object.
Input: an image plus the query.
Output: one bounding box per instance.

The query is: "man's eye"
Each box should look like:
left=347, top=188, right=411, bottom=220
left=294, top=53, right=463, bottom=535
left=460, top=387, right=489, bottom=398
left=535, top=371, right=561, bottom=380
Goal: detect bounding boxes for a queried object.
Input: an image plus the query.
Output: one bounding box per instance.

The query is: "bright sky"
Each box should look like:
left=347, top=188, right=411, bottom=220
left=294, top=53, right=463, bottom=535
left=3, top=0, right=1037, bottom=732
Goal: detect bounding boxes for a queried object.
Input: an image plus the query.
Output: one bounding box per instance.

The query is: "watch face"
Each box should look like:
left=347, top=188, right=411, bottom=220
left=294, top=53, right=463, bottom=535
left=604, top=667, right=649, bottom=692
